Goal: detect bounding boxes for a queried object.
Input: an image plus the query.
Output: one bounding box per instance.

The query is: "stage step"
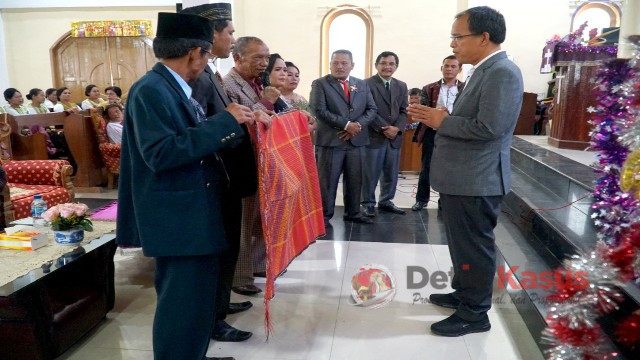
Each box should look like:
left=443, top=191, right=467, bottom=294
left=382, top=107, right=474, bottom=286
left=501, top=137, right=639, bottom=358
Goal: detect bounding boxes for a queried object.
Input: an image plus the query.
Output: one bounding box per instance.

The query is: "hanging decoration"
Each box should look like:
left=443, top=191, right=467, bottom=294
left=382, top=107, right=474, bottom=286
left=542, top=35, right=640, bottom=359
left=71, top=20, right=152, bottom=38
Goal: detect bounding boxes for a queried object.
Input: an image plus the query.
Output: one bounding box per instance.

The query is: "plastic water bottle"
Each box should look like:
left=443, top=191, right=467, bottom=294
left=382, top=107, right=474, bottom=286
left=31, top=194, right=47, bottom=226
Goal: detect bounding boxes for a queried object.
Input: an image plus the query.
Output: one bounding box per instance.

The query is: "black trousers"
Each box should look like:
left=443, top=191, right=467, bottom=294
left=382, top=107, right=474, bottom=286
left=415, top=131, right=435, bottom=203
left=154, top=254, right=219, bottom=360
left=440, top=194, right=502, bottom=321
left=215, top=193, right=242, bottom=321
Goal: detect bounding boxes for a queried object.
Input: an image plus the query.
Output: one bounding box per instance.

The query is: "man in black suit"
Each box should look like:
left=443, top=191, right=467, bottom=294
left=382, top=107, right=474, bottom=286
left=362, top=51, right=408, bottom=217
left=182, top=3, right=255, bottom=344
left=117, top=12, right=261, bottom=360
left=310, top=49, right=377, bottom=225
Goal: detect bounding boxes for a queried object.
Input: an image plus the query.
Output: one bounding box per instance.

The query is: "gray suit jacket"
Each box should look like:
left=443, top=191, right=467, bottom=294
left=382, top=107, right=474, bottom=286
left=430, top=51, right=523, bottom=196
left=365, top=75, right=408, bottom=149
left=309, top=75, right=377, bottom=147
left=222, top=67, right=268, bottom=111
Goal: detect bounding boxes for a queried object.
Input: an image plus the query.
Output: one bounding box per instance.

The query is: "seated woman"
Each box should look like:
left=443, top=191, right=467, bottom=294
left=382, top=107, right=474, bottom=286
left=104, top=86, right=122, bottom=105
left=80, top=84, right=105, bottom=110
left=281, top=61, right=308, bottom=106
left=53, top=87, right=81, bottom=113
left=260, top=53, right=290, bottom=113
left=103, top=103, right=124, bottom=144
left=3, top=88, right=30, bottom=115
left=26, top=88, right=49, bottom=114
left=44, top=88, right=58, bottom=111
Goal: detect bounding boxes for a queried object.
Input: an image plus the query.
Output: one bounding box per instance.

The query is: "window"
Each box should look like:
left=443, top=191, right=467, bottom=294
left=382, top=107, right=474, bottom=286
left=571, top=1, right=621, bottom=42
left=321, top=6, right=373, bottom=79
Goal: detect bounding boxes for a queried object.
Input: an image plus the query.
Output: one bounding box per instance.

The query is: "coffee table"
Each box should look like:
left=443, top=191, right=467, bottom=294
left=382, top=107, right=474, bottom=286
left=0, top=234, right=116, bottom=359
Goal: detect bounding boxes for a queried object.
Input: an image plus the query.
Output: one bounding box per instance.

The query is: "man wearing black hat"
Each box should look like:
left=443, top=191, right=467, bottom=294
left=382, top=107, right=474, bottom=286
left=116, top=11, right=264, bottom=360
left=181, top=3, right=256, bottom=344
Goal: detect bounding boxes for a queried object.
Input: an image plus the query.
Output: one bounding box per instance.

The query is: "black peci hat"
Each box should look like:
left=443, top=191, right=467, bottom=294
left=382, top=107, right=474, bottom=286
left=156, top=12, right=214, bottom=43
left=180, top=3, right=232, bottom=21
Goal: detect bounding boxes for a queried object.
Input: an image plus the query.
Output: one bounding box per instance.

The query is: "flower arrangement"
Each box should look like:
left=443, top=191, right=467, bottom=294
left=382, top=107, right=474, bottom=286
left=42, top=203, right=94, bottom=231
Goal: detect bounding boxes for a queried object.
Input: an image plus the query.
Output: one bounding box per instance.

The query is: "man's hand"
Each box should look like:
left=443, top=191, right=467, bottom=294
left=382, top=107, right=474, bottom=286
left=254, top=110, right=273, bottom=128
left=262, top=86, right=281, bottom=104
left=407, top=104, right=447, bottom=129
left=345, top=122, right=361, bottom=136
left=338, top=130, right=353, bottom=141
left=300, top=110, right=317, bottom=132
left=381, top=125, right=399, bottom=139
left=225, top=103, right=255, bottom=125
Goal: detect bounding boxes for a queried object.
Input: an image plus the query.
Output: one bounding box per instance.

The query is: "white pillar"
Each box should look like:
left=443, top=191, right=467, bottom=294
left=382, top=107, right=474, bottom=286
left=618, top=0, right=640, bottom=58
left=0, top=11, right=10, bottom=103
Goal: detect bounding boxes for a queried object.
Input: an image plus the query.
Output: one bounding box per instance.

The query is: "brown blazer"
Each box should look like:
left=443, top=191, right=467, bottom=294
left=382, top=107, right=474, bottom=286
left=413, top=79, right=464, bottom=144
left=222, top=67, right=268, bottom=111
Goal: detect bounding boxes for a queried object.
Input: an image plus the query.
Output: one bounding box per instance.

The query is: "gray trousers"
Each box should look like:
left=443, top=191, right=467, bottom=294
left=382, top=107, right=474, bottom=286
left=316, top=145, right=363, bottom=219
left=440, top=193, right=503, bottom=321
left=361, top=143, right=400, bottom=207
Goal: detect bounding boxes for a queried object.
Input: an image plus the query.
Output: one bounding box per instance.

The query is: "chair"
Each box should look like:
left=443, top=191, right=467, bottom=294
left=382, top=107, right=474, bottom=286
left=2, top=159, right=74, bottom=223
left=90, top=109, right=120, bottom=188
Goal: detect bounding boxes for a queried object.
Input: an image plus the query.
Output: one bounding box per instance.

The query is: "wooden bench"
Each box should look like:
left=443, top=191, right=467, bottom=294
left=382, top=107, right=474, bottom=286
left=1, top=113, right=103, bottom=188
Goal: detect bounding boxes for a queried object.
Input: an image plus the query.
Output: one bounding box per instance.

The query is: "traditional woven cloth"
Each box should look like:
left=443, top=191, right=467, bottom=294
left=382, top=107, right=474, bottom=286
left=255, top=110, right=325, bottom=333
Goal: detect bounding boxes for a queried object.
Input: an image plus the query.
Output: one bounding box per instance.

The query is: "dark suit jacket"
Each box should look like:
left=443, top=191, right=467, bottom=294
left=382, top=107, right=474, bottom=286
left=309, top=75, right=377, bottom=147
left=413, top=79, right=464, bottom=144
left=365, top=75, right=408, bottom=149
left=117, top=63, right=243, bottom=257
left=431, top=52, right=524, bottom=196
left=192, top=66, right=257, bottom=198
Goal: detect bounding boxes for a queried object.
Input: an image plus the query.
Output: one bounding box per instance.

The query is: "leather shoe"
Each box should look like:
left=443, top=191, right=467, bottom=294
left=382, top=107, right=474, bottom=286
left=227, top=301, right=253, bottom=314
left=378, top=203, right=406, bottom=214
left=411, top=201, right=427, bottom=211
left=253, top=271, right=266, bottom=277
left=430, top=313, right=491, bottom=337
left=343, top=214, right=373, bottom=224
left=429, top=292, right=460, bottom=309
left=231, top=284, right=262, bottom=296
left=212, top=320, right=253, bottom=342
left=363, top=206, right=376, bottom=217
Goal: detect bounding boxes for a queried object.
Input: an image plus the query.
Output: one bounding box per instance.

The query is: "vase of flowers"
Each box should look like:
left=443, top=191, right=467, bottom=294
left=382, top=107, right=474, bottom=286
left=42, top=203, right=93, bottom=245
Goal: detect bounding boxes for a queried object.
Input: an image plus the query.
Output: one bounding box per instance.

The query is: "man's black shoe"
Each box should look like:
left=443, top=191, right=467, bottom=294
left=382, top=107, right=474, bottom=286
left=343, top=214, right=373, bottom=224
left=411, top=201, right=427, bottom=211
left=378, top=203, right=406, bottom=215
left=231, top=284, right=261, bottom=296
left=363, top=206, right=376, bottom=217
left=430, top=313, right=491, bottom=337
left=253, top=271, right=266, bottom=278
left=429, top=293, right=460, bottom=309
left=212, top=320, right=253, bottom=342
left=227, top=301, right=253, bottom=314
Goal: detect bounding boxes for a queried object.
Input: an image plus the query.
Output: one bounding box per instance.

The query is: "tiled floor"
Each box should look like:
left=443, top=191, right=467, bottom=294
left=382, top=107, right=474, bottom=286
left=59, top=184, right=544, bottom=360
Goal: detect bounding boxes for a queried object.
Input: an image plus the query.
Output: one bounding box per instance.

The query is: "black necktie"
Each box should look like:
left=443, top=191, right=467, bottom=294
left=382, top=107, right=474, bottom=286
left=189, top=97, right=206, bottom=123
left=385, top=81, right=390, bottom=92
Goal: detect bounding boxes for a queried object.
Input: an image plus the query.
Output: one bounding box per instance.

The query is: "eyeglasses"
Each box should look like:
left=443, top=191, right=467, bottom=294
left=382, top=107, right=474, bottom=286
left=450, top=34, right=479, bottom=42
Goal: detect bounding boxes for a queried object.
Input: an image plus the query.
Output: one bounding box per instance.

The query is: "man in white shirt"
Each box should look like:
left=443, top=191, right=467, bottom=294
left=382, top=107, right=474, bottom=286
left=411, top=55, right=463, bottom=211
left=103, top=103, right=124, bottom=144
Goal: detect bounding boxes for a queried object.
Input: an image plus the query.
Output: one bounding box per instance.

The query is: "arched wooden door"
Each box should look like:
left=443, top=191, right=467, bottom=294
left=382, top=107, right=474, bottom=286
left=50, top=33, right=156, bottom=103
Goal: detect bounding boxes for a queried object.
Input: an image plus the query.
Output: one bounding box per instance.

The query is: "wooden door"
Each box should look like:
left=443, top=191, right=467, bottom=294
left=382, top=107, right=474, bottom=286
left=51, top=33, right=155, bottom=103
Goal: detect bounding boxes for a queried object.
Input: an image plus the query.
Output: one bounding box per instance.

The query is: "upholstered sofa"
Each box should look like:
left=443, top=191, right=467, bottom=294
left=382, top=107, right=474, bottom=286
left=1, top=159, right=74, bottom=224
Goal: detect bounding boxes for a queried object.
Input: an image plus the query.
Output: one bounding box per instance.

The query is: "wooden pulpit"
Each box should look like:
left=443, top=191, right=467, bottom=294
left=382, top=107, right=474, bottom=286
left=547, top=45, right=616, bottom=149
left=399, top=118, right=422, bottom=172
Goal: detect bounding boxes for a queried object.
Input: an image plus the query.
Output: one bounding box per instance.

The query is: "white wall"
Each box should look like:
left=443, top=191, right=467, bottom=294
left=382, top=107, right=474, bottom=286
left=1, top=0, right=570, bottom=101
left=2, top=6, right=174, bottom=97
